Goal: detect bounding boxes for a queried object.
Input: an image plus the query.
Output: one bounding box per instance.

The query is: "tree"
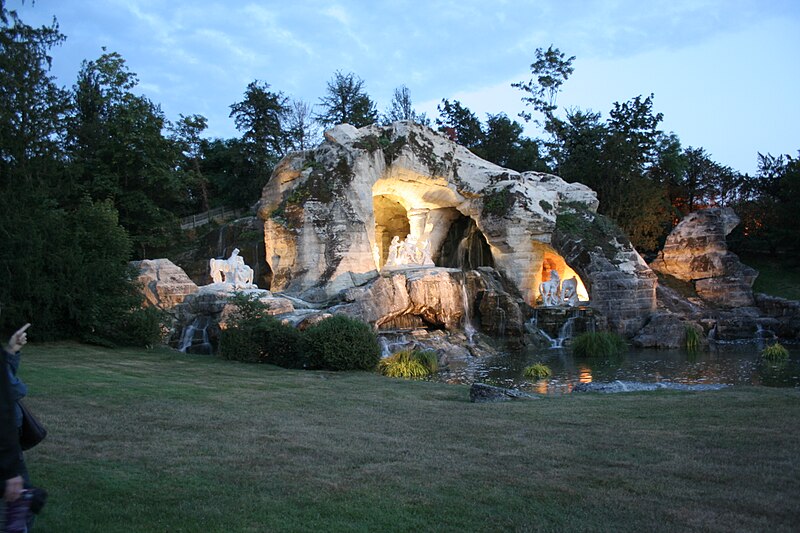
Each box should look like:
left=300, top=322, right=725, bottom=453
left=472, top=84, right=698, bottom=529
left=68, top=50, right=183, bottom=257
left=284, top=98, right=320, bottom=152
left=0, top=4, right=160, bottom=344
left=0, top=3, right=69, bottom=191
left=479, top=113, right=547, bottom=172
left=228, top=80, right=289, bottom=205
left=230, top=80, right=289, bottom=158
left=170, top=113, right=210, bottom=213
left=512, top=45, right=575, bottom=125
left=316, top=71, right=378, bottom=128
left=382, top=85, right=429, bottom=126
left=435, top=99, right=483, bottom=150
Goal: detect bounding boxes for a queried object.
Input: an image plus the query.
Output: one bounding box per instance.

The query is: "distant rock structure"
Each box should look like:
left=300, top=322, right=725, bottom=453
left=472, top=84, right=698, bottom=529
left=650, top=207, right=757, bottom=307
left=636, top=207, right=800, bottom=346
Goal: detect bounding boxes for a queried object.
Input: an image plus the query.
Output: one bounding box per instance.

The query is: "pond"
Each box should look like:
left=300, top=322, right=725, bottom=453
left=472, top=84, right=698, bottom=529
left=437, top=341, right=800, bottom=395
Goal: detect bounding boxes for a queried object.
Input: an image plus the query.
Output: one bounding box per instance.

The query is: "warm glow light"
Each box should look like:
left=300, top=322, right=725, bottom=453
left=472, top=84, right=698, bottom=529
left=578, top=365, right=593, bottom=384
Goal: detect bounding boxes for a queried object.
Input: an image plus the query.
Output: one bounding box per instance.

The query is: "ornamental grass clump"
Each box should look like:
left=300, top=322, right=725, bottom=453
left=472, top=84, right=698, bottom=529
left=572, top=331, right=627, bottom=358
left=761, top=343, right=789, bottom=361
left=685, top=325, right=701, bottom=352
left=523, top=363, right=552, bottom=379
left=379, top=349, right=438, bottom=379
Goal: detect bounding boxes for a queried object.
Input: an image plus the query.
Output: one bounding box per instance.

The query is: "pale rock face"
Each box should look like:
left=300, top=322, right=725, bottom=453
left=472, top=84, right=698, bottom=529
left=257, top=121, right=599, bottom=306
left=650, top=207, right=757, bottom=308
left=132, top=258, right=199, bottom=310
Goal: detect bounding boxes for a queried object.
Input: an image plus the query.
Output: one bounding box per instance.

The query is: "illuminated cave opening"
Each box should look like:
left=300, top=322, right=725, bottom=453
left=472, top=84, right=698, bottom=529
left=533, top=242, right=589, bottom=304
left=373, top=194, right=410, bottom=269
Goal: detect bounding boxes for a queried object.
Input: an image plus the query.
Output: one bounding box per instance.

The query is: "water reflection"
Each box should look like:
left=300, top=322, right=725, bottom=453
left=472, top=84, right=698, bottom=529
left=436, top=342, right=800, bottom=395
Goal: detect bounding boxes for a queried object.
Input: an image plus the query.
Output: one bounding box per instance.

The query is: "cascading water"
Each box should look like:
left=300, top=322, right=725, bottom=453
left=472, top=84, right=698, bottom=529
left=461, top=281, right=477, bottom=344
left=378, top=333, right=411, bottom=358
left=178, top=316, right=212, bottom=354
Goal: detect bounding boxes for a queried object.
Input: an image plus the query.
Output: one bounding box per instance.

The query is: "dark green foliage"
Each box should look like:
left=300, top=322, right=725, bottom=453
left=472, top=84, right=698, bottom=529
left=436, top=99, right=484, bottom=150
left=219, top=316, right=304, bottom=367
left=572, top=332, right=628, bottom=358
left=482, top=187, right=515, bottom=217
left=303, top=315, right=380, bottom=371
left=218, top=293, right=305, bottom=367
left=316, top=71, right=378, bottom=128
left=555, top=203, right=629, bottom=259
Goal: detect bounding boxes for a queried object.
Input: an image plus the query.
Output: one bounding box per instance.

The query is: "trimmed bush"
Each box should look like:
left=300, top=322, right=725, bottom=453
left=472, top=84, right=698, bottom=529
left=572, top=331, right=627, bottom=358
left=523, top=363, right=552, bottom=379
left=303, top=315, right=381, bottom=371
left=761, top=343, right=789, bottom=361
left=219, top=315, right=304, bottom=367
left=379, top=349, right=438, bottom=379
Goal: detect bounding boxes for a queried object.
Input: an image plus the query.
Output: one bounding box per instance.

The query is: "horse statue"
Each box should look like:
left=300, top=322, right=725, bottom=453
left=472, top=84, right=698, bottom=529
left=561, top=276, right=580, bottom=306
left=210, top=248, right=255, bottom=289
left=539, top=270, right=561, bottom=307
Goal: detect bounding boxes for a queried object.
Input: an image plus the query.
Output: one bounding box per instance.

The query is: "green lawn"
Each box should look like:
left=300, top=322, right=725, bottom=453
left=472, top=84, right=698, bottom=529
left=741, top=253, right=800, bottom=301
left=17, top=343, right=800, bottom=532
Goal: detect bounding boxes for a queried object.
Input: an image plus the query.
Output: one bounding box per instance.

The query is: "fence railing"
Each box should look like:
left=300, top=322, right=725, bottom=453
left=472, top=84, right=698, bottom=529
left=179, top=206, right=247, bottom=230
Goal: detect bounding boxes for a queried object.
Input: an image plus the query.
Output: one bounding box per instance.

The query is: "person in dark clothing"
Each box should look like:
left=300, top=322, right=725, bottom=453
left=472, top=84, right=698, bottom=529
left=1, top=328, right=24, bottom=504
left=2, top=324, right=33, bottom=532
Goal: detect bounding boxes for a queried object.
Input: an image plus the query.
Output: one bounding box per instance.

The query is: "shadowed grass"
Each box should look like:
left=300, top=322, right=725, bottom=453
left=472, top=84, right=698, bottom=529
left=16, top=343, right=800, bottom=532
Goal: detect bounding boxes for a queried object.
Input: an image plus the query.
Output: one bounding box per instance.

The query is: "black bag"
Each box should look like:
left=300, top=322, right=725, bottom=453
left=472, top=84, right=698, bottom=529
left=19, top=401, right=47, bottom=451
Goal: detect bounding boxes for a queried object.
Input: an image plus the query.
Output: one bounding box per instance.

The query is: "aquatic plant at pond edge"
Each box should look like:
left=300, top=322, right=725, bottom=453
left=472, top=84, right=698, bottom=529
left=379, top=349, right=439, bottom=378
left=761, top=343, right=789, bottom=361
left=685, top=325, right=701, bottom=352
left=572, top=331, right=627, bottom=358
left=523, top=363, right=552, bottom=379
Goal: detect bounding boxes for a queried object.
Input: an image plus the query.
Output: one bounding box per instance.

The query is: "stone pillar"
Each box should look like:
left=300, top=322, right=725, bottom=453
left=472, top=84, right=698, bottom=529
left=407, top=208, right=430, bottom=240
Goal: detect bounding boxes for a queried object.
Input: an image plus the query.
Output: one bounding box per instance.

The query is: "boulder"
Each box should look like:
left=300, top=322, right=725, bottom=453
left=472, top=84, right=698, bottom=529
left=469, top=383, right=539, bottom=403
left=632, top=312, right=704, bottom=349
left=650, top=208, right=758, bottom=308
left=131, top=258, right=199, bottom=310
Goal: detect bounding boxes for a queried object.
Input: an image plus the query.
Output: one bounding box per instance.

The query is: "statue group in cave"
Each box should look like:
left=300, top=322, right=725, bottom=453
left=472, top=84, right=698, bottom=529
left=384, top=234, right=434, bottom=268
left=539, top=269, right=581, bottom=307
left=210, top=248, right=255, bottom=289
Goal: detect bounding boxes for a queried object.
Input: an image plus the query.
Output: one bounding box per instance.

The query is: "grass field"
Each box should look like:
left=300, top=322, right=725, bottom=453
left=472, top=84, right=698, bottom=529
left=741, top=253, right=800, bottom=301
left=15, top=343, right=800, bottom=532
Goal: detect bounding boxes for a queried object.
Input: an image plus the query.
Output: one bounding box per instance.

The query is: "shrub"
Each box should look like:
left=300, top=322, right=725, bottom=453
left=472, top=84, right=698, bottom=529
left=219, top=317, right=304, bottom=366
left=572, top=331, right=627, bottom=358
left=523, top=363, right=552, bottom=379
left=761, top=343, right=789, bottom=361
left=303, top=315, right=380, bottom=371
left=379, top=349, right=438, bottom=379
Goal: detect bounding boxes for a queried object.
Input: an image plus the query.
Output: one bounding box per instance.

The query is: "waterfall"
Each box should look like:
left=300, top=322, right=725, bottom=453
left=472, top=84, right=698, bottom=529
left=378, top=333, right=410, bottom=358
left=552, top=317, right=577, bottom=348
left=461, top=281, right=477, bottom=344
left=178, top=316, right=212, bottom=354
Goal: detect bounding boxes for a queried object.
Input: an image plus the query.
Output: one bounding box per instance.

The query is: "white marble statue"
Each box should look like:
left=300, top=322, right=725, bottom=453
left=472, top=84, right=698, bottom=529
left=383, top=234, right=435, bottom=268
left=210, top=248, right=256, bottom=289
left=539, top=270, right=561, bottom=306
left=385, top=236, right=401, bottom=266
left=561, top=276, right=580, bottom=306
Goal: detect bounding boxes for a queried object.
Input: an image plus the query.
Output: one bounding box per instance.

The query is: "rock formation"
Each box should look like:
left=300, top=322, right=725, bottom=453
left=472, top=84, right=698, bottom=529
left=132, top=258, right=199, bottom=309
left=650, top=207, right=757, bottom=307
left=256, top=121, right=656, bottom=334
